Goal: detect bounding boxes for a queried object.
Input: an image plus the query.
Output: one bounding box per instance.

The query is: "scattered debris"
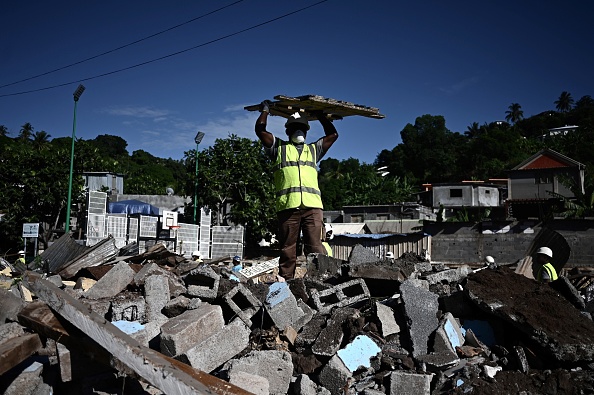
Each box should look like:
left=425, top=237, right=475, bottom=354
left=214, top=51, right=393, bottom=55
left=1, top=236, right=594, bottom=394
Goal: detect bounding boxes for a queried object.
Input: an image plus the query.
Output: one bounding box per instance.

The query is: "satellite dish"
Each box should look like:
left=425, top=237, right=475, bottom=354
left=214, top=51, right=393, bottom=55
left=166, top=187, right=174, bottom=196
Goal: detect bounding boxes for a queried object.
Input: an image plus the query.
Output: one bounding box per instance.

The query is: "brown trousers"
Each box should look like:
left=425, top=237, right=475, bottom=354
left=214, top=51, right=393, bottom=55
left=277, top=208, right=326, bottom=279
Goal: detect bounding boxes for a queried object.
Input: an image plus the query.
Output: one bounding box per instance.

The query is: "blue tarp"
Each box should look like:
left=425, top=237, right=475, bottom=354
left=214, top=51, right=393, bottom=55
left=108, top=199, right=159, bottom=215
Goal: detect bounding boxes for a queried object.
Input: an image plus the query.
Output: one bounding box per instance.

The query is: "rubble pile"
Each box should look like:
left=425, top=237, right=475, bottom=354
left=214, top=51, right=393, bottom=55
left=2, top=242, right=594, bottom=394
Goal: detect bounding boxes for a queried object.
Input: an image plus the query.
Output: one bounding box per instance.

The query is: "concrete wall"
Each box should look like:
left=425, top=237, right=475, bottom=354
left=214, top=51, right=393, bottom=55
left=432, top=185, right=499, bottom=208
left=424, top=219, right=594, bottom=268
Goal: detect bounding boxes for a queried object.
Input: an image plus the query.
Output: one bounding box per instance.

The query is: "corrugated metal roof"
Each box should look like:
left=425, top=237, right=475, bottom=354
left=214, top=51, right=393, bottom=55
left=331, top=223, right=367, bottom=235
left=41, top=233, right=89, bottom=273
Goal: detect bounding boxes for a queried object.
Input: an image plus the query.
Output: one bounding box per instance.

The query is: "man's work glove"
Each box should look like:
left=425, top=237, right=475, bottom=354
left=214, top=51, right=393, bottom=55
left=260, top=100, right=271, bottom=113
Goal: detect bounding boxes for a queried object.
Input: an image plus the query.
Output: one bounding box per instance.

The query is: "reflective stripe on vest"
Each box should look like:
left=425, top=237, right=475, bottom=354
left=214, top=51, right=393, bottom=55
left=274, top=141, right=323, bottom=212
left=537, top=262, right=558, bottom=282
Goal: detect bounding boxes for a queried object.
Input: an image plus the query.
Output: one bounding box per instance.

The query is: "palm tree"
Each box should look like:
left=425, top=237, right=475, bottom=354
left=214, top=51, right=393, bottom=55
left=505, top=103, right=524, bottom=124
left=575, top=95, right=594, bottom=109
left=32, top=130, right=51, bottom=149
left=0, top=125, right=8, bottom=137
left=554, top=91, right=574, bottom=112
left=18, top=122, right=34, bottom=141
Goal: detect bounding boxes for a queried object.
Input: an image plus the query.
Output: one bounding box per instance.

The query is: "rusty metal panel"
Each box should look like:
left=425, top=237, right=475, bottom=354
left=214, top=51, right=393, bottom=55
left=58, top=236, right=119, bottom=278
left=42, top=233, right=90, bottom=274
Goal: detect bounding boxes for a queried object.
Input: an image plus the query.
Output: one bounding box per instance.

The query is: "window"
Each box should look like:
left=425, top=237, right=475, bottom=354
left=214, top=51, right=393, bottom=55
left=449, top=189, right=463, bottom=198
left=536, top=176, right=552, bottom=184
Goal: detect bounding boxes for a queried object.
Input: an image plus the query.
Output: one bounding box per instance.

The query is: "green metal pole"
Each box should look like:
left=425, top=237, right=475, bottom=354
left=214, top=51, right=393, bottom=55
left=194, top=143, right=199, bottom=224
left=65, top=100, right=78, bottom=233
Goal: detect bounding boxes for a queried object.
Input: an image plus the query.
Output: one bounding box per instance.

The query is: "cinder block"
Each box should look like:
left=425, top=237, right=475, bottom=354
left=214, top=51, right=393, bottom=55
left=185, top=265, right=220, bottom=301
left=134, top=262, right=187, bottom=297
left=318, top=354, right=352, bottom=395
left=144, top=275, right=169, bottom=323
left=162, top=295, right=193, bottom=318
left=388, top=371, right=433, bottom=395
left=228, top=370, right=269, bottom=395
left=182, top=318, right=250, bottom=373
left=222, top=283, right=262, bottom=326
left=110, top=293, right=146, bottom=323
left=225, top=350, right=293, bottom=395
left=80, top=298, right=111, bottom=319
left=85, top=262, right=135, bottom=300
left=265, top=282, right=305, bottom=331
left=310, top=278, right=370, bottom=314
left=336, top=335, right=381, bottom=372
left=160, top=303, right=224, bottom=357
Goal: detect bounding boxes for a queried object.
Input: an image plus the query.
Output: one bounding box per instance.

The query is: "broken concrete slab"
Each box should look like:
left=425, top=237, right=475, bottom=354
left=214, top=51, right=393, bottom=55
left=0, top=288, right=26, bottom=324
left=400, top=279, right=439, bottom=357
left=110, top=292, right=146, bottom=322
left=228, top=370, right=269, bottom=395
left=336, top=334, right=381, bottom=372
left=225, top=350, right=293, bottom=395
left=313, top=307, right=359, bottom=357
left=84, top=261, right=135, bottom=300
left=265, top=281, right=305, bottom=331
left=181, top=318, right=251, bottom=373
left=160, top=303, right=224, bottom=357
left=375, top=301, right=400, bottom=337
left=144, top=274, right=170, bottom=323
left=185, top=264, right=220, bottom=301
left=389, top=371, right=433, bottom=395
left=318, top=354, right=352, bottom=395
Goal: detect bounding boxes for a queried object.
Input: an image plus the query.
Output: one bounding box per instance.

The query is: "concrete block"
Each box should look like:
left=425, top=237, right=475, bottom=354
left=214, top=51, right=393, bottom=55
left=144, top=275, right=169, bottom=323
left=129, top=320, right=163, bottom=347
left=295, top=314, right=327, bottom=353
left=0, top=288, right=25, bottom=323
left=162, top=295, right=192, bottom=318
left=376, top=302, right=400, bottom=337
left=291, top=374, right=331, bottom=395
left=222, top=283, right=262, bottom=326
left=46, top=274, right=63, bottom=287
left=110, top=293, right=146, bottom=323
left=417, top=325, right=459, bottom=368
left=313, top=308, right=359, bottom=357
left=388, top=371, right=432, bottom=395
left=307, top=253, right=344, bottom=278
left=160, top=303, right=224, bottom=357
left=228, top=370, right=269, bottom=395
left=134, top=262, right=187, bottom=297
left=310, top=278, right=370, bottom=314
left=423, top=266, right=472, bottom=285
left=265, top=282, right=305, bottom=331
left=74, top=277, right=96, bottom=291
left=85, top=262, right=135, bottom=300
left=182, top=318, right=250, bottom=373
left=0, top=322, right=25, bottom=347
left=225, top=350, right=293, bottom=395
left=185, top=264, right=220, bottom=301
left=4, top=360, right=46, bottom=395
left=336, top=335, right=381, bottom=372
left=400, top=279, right=439, bottom=357
left=293, top=299, right=314, bottom=331
left=318, top=354, right=352, bottom=395
left=80, top=298, right=111, bottom=319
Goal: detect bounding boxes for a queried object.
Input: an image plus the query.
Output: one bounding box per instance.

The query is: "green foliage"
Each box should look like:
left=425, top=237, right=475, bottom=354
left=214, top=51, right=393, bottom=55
left=183, top=134, right=276, bottom=247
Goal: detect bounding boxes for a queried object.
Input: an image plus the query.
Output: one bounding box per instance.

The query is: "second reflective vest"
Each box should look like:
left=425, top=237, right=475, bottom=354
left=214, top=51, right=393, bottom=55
left=273, top=140, right=323, bottom=212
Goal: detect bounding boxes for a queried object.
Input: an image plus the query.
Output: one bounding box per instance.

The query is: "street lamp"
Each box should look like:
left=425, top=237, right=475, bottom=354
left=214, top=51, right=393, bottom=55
left=65, top=84, right=85, bottom=233
left=194, top=131, right=205, bottom=224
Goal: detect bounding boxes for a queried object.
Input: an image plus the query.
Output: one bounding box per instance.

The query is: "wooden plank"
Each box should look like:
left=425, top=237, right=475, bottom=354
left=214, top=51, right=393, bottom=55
left=22, top=271, right=252, bottom=395
left=0, top=333, right=42, bottom=376
left=244, top=94, right=385, bottom=121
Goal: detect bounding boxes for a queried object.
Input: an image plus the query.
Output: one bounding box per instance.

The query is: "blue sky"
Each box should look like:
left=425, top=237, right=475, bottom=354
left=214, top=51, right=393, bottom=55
left=1, top=1, right=593, bottom=164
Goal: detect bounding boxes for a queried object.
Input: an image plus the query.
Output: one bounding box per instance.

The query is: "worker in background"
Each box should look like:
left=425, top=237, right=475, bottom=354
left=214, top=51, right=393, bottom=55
left=322, top=223, right=333, bottom=257
left=232, top=255, right=243, bottom=272
left=484, top=255, right=497, bottom=268
left=191, top=251, right=203, bottom=263
left=255, top=100, right=339, bottom=280
left=533, top=247, right=558, bottom=283
left=16, top=250, right=25, bottom=265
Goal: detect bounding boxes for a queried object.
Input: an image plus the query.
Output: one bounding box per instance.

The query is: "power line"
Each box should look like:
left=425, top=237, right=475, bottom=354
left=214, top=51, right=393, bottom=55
left=0, top=0, right=245, bottom=90
left=0, top=0, right=329, bottom=98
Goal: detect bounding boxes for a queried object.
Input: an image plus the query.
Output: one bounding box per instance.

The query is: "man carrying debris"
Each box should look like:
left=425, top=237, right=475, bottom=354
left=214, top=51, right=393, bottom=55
left=255, top=100, right=339, bottom=280
left=534, top=247, right=558, bottom=283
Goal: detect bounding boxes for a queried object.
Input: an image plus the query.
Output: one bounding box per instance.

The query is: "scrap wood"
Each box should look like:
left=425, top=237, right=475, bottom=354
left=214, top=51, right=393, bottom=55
left=21, top=271, right=253, bottom=395
left=244, top=94, right=385, bottom=121
left=0, top=333, right=43, bottom=376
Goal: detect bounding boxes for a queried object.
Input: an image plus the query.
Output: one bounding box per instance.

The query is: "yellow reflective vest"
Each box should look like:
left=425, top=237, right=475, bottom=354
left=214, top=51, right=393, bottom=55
left=322, top=241, right=333, bottom=257
left=537, top=262, right=558, bottom=282
left=273, top=140, right=323, bottom=212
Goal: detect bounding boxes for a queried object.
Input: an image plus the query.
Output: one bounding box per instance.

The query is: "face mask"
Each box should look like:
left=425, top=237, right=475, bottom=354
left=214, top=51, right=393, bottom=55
left=291, top=130, right=306, bottom=144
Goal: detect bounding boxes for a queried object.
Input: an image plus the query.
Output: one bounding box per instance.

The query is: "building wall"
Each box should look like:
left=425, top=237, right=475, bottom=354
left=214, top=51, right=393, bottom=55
left=425, top=219, right=594, bottom=268
left=433, top=185, right=499, bottom=208
left=508, top=169, right=576, bottom=200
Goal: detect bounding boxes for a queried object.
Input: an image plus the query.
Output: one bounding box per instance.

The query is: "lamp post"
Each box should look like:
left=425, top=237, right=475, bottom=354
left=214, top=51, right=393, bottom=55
left=193, top=131, right=205, bottom=224
left=65, top=84, right=86, bottom=233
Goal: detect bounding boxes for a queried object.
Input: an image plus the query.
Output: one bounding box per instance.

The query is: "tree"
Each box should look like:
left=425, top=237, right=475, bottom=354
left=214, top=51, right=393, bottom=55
left=18, top=122, right=34, bottom=141
left=0, top=125, right=8, bottom=137
left=32, top=131, right=51, bottom=150
left=184, top=134, right=276, bottom=247
left=555, top=91, right=574, bottom=112
left=505, top=103, right=524, bottom=124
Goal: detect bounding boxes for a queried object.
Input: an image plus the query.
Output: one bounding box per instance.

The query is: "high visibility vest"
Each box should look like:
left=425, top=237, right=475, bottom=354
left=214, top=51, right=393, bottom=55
left=322, top=241, right=333, bottom=257
left=273, top=140, right=323, bottom=212
left=537, top=262, right=558, bottom=282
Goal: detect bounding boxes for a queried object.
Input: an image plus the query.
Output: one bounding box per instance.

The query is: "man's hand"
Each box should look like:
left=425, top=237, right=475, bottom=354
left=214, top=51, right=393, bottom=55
left=260, top=100, right=272, bottom=113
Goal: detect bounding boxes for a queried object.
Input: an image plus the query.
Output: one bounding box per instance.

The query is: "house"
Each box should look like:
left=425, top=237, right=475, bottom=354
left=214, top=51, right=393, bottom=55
left=82, top=172, right=124, bottom=195
left=506, top=149, right=585, bottom=219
